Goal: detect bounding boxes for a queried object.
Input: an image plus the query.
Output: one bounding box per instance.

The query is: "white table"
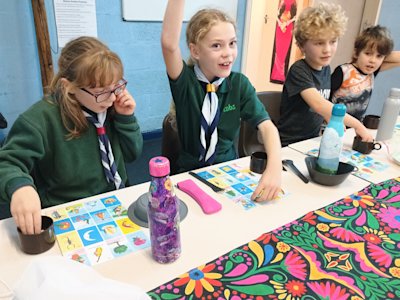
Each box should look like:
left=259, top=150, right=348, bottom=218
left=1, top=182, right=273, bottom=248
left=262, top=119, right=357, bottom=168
left=288, top=124, right=400, bottom=184
left=0, top=147, right=373, bottom=293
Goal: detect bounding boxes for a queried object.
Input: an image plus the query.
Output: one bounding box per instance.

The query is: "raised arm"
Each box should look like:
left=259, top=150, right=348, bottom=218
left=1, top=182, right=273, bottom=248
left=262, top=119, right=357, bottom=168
left=161, top=0, right=185, bottom=80
left=301, top=88, right=374, bottom=142
left=381, top=50, right=400, bottom=71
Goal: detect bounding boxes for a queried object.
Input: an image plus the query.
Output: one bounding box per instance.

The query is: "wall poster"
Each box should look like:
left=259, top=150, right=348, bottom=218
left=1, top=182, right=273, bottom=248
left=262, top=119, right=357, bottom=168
left=270, top=0, right=298, bottom=84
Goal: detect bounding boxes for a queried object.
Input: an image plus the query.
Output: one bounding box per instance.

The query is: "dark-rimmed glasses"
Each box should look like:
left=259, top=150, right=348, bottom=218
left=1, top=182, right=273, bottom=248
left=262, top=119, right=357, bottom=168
left=80, top=79, right=128, bottom=103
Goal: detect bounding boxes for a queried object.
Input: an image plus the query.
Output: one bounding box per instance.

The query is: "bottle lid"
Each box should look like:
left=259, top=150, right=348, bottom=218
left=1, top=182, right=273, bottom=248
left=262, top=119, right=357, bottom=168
left=332, top=103, right=346, bottom=116
left=389, top=88, right=400, bottom=98
left=149, top=156, right=170, bottom=177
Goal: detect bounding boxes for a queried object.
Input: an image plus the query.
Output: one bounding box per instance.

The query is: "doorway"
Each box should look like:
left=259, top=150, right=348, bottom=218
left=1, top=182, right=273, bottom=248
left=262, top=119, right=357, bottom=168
left=241, top=0, right=382, bottom=92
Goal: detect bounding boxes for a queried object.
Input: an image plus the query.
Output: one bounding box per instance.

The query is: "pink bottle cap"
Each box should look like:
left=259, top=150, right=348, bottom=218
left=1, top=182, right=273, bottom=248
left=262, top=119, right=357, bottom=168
left=149, top=156, right=170, bottom=177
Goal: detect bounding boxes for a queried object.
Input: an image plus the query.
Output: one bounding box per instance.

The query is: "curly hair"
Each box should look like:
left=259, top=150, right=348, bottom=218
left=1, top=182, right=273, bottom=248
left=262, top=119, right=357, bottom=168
left=294, top=2, right=348, bottom=47
left=47, top=36, right=123, bottom=139
left=186, top=8, right=236, bottom=65
left=352, top=25, right=394, bottom=62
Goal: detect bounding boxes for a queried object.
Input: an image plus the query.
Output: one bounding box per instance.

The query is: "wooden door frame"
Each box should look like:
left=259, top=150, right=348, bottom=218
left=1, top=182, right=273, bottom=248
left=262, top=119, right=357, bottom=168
left=31, top=0, right=53, bottom=94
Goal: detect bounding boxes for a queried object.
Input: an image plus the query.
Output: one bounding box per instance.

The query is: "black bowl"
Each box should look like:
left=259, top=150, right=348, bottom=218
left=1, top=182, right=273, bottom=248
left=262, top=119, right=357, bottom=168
left=305, top=157, right=354, bottom=186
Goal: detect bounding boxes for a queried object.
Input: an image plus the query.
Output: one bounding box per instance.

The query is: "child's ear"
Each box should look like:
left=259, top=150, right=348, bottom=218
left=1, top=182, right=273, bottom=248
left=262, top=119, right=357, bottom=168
left=351, top=50, right=358, bottom=62
left=189, top=43, right=200, bottom=60
left=296, top=42, right=305, bottom=56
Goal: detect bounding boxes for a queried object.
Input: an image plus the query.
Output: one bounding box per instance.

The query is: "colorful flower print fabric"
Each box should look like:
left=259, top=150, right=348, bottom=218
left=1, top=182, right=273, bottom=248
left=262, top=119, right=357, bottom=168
left=148, top=177, right=400, bottom=299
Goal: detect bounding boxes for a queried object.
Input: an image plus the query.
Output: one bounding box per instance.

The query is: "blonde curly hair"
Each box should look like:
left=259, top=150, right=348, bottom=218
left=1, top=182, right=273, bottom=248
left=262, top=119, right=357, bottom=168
left=294, top=2, right=348, bottom=47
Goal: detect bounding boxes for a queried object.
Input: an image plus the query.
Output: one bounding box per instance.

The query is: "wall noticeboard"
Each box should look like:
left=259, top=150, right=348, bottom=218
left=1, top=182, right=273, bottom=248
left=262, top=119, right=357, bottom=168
left=122, top=0, right=238, bottom=21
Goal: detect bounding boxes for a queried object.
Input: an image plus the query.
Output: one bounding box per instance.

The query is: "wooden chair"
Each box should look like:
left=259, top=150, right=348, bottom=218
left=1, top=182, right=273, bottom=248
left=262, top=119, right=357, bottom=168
left=161, top=113, right=181, bottom=175
left=238, top=91, right=282, bottom=157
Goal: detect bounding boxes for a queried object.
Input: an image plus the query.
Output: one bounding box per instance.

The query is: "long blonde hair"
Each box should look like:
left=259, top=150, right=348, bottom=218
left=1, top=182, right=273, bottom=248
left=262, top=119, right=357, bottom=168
left=47, top=36, right=123, bottom=138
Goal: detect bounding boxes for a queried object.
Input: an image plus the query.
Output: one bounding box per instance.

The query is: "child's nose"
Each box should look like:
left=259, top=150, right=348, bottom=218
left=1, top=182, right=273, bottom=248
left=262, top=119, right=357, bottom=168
left=222, top=46, right=232, bottom=57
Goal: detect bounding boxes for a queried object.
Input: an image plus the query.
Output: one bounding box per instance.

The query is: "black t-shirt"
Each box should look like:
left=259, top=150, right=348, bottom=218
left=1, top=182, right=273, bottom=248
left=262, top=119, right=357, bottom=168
left=278, top=59, right=330, bottom=146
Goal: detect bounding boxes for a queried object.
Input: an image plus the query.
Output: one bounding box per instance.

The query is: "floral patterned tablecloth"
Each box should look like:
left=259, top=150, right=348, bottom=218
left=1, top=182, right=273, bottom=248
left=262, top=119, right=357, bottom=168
left=148, top=178, right=400, bottom=300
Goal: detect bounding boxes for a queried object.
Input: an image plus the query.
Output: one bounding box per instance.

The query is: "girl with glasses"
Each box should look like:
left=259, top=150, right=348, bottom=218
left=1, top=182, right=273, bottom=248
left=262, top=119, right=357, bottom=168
left=0, top=36, right=143, bottom=234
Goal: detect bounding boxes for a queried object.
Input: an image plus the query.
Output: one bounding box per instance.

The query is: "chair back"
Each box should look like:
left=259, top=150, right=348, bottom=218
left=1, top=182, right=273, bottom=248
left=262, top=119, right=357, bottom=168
left=0, top=113, right=7, bottom=129
left=238, top=91, right=282, bottom=157
left=161, top=113, right=181, bottom=174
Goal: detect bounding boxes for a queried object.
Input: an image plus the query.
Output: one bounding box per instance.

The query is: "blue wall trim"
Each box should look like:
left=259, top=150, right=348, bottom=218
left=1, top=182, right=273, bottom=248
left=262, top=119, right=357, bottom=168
left=142, top=129, right=163, bottom=140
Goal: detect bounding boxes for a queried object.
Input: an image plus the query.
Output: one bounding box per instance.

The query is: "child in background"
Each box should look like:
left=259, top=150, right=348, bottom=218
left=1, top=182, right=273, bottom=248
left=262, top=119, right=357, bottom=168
left=277, top=2, right=373, bottom=147
left=161, top=0, right=282, bottom=201
left=331, top=25, right=400, bottom=120
left=0, top=36, right=143, bottom=234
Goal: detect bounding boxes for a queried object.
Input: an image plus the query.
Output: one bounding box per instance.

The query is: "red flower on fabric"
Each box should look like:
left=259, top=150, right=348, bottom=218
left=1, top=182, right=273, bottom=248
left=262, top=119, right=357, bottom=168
left=285, top=280, right=307, bottom=297
left=256, top=232, right=279, bottom=244
left=362, top=226, right=395, bottom=244
left=270, top=279, right=307, bottom=300
left=302, top=211, right=317, bottom=225
left=363, top=233, right=382, bottom=245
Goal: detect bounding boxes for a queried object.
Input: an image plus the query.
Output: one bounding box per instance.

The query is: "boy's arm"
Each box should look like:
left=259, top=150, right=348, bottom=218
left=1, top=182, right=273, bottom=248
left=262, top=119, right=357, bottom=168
left=381, top=51, right=400, bottom=71
left=301, top=88, right=336, bottom=121
left=343, top=113, right=373, bottom=142
left=301, top=88, right=374, bottom=142
left=161, top=0, right=185, bottom=80
left=251, top=120, right=282, bottom=202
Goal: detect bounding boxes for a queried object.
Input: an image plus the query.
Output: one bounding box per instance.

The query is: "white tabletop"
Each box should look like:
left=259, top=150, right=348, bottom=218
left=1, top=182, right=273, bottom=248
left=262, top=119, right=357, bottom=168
left=0, top=147, right=377, bottom=293
left=288, top=124, right=400, bottom=184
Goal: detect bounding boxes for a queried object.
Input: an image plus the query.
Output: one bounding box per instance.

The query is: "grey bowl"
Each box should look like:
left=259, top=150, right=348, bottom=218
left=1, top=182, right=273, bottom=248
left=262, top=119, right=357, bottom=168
left=305, top=156, right=354, bottom=186
left=127, top=192, right=188, bottom=228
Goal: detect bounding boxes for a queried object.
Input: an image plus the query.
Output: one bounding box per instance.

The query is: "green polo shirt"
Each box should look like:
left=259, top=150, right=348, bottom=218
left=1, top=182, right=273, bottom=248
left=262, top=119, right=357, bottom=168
left=169, top=62, right=269, bottom=171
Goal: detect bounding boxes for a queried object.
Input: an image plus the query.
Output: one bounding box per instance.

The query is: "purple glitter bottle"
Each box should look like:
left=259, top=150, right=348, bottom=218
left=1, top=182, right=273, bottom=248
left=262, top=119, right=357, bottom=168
left=148, top=156, right=181, bottom=263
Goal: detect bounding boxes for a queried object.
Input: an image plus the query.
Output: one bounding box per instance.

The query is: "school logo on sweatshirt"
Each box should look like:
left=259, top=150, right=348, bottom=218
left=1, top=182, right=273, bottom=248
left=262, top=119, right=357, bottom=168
left=223, top=104, right=236, bottom=112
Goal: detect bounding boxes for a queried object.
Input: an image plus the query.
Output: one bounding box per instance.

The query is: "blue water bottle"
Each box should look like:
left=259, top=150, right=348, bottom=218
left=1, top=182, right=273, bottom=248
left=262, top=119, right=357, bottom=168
left=316, top=104, right=346, bottom=174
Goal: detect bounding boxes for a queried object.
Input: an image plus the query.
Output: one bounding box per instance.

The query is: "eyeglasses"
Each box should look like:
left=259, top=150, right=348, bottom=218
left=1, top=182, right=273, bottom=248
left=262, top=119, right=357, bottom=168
left=80, top=79, right=128, bottom=103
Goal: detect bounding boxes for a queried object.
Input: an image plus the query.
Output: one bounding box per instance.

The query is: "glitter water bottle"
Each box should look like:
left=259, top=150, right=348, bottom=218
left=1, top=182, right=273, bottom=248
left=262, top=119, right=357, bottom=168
left=147, top=156, right=181, bottom=263
left=316, top=104, right=346, bottom=174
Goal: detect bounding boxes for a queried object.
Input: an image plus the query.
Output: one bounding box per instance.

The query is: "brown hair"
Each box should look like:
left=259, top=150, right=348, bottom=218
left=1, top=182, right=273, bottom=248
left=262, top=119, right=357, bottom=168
left=47, top=36, right=123, bottom=138
left=186, top=8, right=236, bottom=65
left=294, top=2, right=347, bottom=47
left=352, top=25, right=394, bottom=62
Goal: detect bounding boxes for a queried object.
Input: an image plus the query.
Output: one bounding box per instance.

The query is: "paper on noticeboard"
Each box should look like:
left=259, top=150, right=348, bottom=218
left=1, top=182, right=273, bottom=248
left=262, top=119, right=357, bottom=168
left=53, top=0, right=98, bottom=47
